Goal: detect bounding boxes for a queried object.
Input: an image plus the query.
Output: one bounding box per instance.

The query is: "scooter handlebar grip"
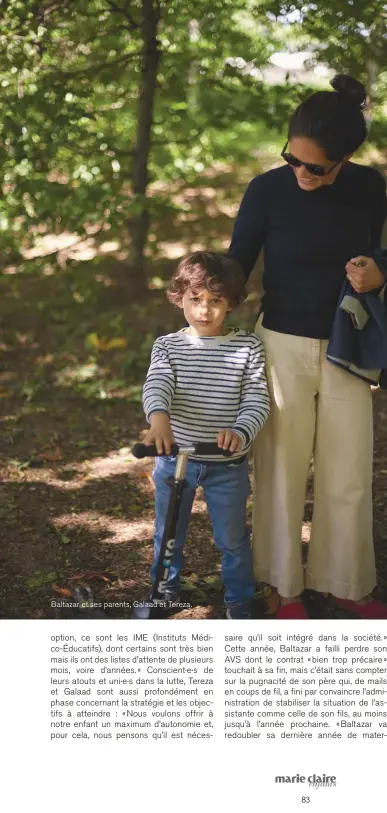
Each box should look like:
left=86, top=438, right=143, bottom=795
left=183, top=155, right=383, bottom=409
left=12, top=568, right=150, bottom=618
left=131, top=443, right=179, bottom=458
left=132, top=442, right=233, bottom=458
left=194, top=442, right=233, bottom=457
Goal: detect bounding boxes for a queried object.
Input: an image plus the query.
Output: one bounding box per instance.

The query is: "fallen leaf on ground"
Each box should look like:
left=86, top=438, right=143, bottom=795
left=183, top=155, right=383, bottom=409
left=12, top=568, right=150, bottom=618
left=139, top=471, right=154, bottom=487
left=27, top=572, right=58, bottom=588
left=39, top=450, right=63, bottom=462
left=71, top=571, right=112, bottom=582
left=265, top=591, right=280, bottom=615
left=52, top=584, right=73, bottom=597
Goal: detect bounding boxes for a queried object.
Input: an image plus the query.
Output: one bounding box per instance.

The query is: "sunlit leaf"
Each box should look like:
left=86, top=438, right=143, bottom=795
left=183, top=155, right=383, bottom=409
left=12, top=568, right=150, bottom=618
left=52, top=584, right=73, bottom=597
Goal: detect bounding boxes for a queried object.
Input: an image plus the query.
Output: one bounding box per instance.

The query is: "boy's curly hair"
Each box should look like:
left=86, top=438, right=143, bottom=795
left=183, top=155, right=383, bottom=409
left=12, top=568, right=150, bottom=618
left=167, top=251, right=246, bottom=308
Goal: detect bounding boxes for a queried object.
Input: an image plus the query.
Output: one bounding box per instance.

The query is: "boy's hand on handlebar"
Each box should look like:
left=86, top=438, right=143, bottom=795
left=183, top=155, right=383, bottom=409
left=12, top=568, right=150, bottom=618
left=144, top=412, right=175, bottom=455
left=217, top=429, right=243, bottom=453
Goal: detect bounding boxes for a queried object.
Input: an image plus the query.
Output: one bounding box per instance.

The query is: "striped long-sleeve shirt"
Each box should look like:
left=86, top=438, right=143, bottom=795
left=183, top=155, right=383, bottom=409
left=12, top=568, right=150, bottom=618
left=142, top=328, right=270, bottom=461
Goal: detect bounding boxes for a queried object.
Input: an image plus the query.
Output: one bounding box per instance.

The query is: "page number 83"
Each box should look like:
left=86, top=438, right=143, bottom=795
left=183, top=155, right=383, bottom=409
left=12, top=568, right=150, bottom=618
left=301, top=798, right=310, bottom=804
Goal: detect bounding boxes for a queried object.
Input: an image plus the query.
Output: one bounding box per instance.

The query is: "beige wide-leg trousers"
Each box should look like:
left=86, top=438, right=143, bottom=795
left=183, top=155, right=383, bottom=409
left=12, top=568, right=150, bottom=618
left=253, top=318, right=376, bottom=600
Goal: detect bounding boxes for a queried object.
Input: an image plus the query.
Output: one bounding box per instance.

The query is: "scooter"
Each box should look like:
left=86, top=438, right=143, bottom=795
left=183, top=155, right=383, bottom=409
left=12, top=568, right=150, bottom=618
left=131, top=441, right=231, bottom=619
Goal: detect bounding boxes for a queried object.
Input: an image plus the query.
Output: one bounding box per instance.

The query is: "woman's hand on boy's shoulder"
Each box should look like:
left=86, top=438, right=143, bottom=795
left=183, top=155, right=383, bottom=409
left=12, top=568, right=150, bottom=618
left=216, top=429, right=244, bottom=453
left=144, top=412, right=175, bottom=455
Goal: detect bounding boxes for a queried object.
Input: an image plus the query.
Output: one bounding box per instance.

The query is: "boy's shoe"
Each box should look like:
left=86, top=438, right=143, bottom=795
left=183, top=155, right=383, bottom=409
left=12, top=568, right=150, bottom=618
left=148, top=587, right=181, bottom=603
left=132, top=589, right=181, bottom=619
left=164, top=589, right=181, bottom=604
left=226, top=601, right=253, bottom=620
left=148, top=589, right=181, bottom=606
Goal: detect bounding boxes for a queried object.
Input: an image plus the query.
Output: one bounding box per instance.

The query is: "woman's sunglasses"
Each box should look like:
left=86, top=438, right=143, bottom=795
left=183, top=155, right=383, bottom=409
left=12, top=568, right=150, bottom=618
left=281, top=141, right=342, bottom=177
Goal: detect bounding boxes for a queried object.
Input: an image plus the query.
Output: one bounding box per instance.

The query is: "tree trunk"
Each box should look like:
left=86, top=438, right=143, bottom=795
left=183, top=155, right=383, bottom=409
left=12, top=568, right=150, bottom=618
left=128, top=0, right=161, bottom=286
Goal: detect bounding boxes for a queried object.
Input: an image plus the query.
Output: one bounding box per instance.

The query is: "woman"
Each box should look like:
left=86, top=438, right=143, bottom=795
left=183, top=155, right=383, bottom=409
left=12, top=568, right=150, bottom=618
left=229, top=74, right=387, bottom=619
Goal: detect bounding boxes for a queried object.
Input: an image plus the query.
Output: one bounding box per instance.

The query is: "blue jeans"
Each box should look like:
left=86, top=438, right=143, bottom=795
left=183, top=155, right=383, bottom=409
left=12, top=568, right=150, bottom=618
left=151, top=456, right=254, bottom=606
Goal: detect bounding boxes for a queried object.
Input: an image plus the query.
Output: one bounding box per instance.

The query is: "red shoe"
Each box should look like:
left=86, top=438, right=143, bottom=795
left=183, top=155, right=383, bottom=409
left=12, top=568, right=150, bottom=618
left=276, top=602, right=308, bottom=620
left=335, top=598, right=387, bottom=619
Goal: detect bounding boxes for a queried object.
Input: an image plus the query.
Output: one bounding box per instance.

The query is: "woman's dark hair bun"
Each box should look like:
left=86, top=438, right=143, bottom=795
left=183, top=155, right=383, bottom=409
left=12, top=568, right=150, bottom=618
left=330, top=74, right=367, bottom=108
left=289, top=73, right=368, bottom=159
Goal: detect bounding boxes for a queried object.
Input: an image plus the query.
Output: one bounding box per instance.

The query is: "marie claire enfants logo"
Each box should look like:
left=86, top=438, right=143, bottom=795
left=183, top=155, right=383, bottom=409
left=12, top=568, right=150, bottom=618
left=275, top=774, right=336, bottom=789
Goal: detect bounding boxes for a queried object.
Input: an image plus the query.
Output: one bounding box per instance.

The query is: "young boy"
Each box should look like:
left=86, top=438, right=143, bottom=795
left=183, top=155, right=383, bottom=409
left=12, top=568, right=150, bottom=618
left=142, top=251, right=270, bottom=619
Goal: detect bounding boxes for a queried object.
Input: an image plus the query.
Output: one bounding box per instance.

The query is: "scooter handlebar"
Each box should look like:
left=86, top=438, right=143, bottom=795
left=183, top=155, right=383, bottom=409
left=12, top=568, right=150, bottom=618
left=132, top=442, right=233, bottom=459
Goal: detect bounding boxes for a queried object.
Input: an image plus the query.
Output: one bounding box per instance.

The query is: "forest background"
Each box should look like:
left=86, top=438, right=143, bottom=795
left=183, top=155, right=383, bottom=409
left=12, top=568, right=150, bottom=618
left=1, top=0, right=386, bottom=618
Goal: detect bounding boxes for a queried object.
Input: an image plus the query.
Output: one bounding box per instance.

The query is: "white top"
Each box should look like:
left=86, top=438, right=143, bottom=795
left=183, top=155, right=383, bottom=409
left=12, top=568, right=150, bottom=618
left=142, top=328, right=270, bottom=461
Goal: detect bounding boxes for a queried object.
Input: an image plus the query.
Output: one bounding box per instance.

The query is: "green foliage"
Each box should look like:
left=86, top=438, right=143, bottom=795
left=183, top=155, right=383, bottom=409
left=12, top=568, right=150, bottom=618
left=0, top=1, right=385, bottom=267
left=27, top=571, right=58, bottom=588
left=0, top=0, right=281, bottom=255
left=265, top=1, right=387, bottom=98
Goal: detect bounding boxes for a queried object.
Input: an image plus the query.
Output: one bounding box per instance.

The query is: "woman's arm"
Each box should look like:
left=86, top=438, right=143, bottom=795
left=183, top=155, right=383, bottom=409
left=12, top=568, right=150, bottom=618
left=142, top=339, right=176, bottom=455
left=369, top=169, right=387, bottom=250
left=142, top=338, right=175, bottom=421
left=345, top=170, right=387, bottom=291
left=228, top=175, right=268, bottom=281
